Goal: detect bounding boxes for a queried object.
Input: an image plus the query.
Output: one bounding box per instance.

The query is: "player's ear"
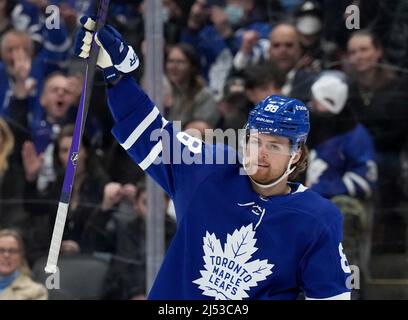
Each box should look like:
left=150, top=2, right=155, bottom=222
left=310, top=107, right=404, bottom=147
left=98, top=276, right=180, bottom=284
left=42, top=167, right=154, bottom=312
left=292, top=148, right=302, bottom=165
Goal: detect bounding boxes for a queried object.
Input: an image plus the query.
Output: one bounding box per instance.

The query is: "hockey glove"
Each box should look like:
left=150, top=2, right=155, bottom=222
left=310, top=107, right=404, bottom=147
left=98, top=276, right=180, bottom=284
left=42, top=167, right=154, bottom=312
left=75, top=16, right=139, bottom=83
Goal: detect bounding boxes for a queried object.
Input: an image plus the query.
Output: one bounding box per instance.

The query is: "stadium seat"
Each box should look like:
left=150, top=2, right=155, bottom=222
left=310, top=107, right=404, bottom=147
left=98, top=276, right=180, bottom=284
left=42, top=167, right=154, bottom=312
left=31, top=253, right=110, bottom=300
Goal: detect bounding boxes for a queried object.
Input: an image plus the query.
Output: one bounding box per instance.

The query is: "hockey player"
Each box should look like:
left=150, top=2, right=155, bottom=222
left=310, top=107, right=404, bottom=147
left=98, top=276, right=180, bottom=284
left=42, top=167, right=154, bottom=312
left=75, top=17, right=351, bottom=300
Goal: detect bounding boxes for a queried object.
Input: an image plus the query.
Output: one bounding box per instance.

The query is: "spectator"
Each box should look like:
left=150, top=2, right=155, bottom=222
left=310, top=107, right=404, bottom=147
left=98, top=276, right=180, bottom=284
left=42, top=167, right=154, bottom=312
left=0, top=117, right=27, bottom=231
left=29, top=72, right=79, bottom=153
left=9, top=71, right=101, bottom=192
left=85, top=181, right=176, bottom=300
left=81, top=181, right=138, bottom=254
left=181, top=0, right=223, bottom=92
left=233, top=22, right=317, bottom=102
left=346, top=30, right=408, bottom=252
left=306, top=72, right=379, bottom=298
left=12, top=0, right=72, bottom=56
left=232, top=28, right=270, bottom=72
left=181, top=0, right=271, bottom=98
left=161, top=0, right=185, bottom=45
left=294, top=0, right=340, bottom=72
left=30, top=71, right=101, bottom=154
left=52, top=0, right=96, bottom=32
left=165, top=43, right=220, bottom=128
left=0, top=27, right=70, bottom=118
left=0, top=30, right=36, bottom=115
left=218, top=76, right=250, bottom=132
left=268, top=22, right=317, bottom=101
left=243, top=61, right=285, bottom=104
left=5, top=0, right=43, bottom=49
left=22, top=124, right=108, bottom=264
left=106, top=1, right=144, bottom=58
left=306, top=72, right=377, bottom=200
left=0, top=228, right=47, bottom=300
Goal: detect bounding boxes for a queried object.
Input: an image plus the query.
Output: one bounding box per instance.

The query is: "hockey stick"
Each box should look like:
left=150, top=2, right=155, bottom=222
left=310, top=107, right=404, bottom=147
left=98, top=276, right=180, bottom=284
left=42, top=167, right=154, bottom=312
left=44, top=0, right=110, bottom=273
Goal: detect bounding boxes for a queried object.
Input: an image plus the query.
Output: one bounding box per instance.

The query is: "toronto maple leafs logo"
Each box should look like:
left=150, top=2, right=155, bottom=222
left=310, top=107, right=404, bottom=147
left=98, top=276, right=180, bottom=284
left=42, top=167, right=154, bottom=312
left=193, top=224, right=274, bottom=300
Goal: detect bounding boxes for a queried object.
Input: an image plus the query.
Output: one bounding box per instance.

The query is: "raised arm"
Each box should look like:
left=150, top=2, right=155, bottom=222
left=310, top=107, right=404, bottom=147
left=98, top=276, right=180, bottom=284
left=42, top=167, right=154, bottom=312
left=74, top=17, right=230, bottom=213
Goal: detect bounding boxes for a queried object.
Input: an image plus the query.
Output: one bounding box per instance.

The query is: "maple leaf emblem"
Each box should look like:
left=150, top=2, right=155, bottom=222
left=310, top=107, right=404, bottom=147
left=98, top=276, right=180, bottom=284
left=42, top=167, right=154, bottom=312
left=193, top=224, right=274, bottom=300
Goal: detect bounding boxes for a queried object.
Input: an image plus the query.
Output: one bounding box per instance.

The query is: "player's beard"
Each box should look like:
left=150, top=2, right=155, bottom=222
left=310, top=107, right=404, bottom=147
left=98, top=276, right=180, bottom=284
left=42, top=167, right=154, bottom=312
left=245, top=156, right=287, bottom=185
left=250, top=165, right=286, bottom=185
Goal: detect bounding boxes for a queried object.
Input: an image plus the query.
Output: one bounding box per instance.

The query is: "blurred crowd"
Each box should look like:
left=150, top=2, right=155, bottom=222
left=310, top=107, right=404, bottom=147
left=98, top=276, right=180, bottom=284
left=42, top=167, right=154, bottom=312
left=1, top=0, right=408, bottom=299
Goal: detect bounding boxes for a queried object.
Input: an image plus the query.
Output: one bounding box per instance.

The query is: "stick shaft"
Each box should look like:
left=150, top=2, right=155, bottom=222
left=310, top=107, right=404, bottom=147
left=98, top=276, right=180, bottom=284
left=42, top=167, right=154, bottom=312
left=45, top=0, right=110, bottom=273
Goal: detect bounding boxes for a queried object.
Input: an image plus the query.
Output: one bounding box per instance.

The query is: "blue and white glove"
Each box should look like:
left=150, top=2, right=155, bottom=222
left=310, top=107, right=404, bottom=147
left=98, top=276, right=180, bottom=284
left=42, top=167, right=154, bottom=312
left=75, top=16, right=139, bottom=83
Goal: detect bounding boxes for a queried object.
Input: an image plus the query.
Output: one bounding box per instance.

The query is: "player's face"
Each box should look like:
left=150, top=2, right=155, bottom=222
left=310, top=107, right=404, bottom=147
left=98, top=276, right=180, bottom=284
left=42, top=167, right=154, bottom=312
left=245, top=133, right=293, bottom=184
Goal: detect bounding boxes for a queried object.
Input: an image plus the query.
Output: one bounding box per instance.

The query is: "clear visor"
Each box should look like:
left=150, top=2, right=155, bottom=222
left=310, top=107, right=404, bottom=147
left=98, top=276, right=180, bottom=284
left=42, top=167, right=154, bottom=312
left=243, top=129, right=293, bottom=156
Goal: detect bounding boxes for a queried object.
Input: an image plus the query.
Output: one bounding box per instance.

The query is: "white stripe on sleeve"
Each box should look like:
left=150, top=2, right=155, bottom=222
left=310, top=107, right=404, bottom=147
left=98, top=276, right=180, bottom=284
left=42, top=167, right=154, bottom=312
left=138, top=141, right=163, bottom=170
left=121, top=107, right=160, bottom=150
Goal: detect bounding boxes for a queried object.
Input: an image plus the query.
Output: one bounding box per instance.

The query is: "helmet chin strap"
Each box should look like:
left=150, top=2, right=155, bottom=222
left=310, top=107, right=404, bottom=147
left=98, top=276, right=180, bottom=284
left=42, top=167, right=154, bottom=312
left=245, top=152, right=297, bottom=189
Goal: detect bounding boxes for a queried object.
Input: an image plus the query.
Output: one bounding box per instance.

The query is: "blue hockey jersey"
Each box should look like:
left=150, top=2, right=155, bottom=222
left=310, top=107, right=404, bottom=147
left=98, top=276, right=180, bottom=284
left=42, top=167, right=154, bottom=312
left=306, top=124, right=377, bottom=199
left=107, top=75, right=351, bottom=300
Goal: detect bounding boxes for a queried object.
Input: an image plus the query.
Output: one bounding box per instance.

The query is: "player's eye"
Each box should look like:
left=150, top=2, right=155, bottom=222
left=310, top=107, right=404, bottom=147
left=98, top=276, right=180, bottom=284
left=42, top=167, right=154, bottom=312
left=266, top=143, right=287, bottom=153
left=267, top=143, right=279, bottom=150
